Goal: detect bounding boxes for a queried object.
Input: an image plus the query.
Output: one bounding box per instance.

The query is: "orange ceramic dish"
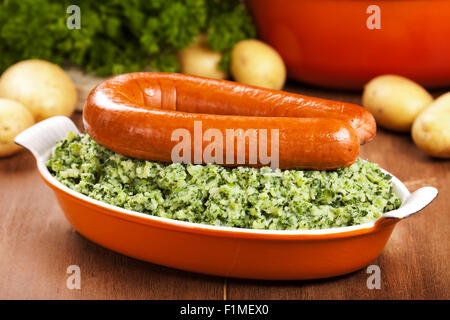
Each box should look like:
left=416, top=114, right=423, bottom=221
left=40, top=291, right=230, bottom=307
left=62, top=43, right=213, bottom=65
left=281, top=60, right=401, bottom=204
left=15, top=117, right=437, bottom=280
left=247, top=0, right=450, bottom=89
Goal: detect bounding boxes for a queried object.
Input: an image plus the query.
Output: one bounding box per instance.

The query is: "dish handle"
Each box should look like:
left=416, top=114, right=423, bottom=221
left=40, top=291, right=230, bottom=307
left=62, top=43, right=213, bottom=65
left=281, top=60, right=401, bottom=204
left=383, top=186, right=438, bottom=220
left=14, top=116, right=79, bottom=161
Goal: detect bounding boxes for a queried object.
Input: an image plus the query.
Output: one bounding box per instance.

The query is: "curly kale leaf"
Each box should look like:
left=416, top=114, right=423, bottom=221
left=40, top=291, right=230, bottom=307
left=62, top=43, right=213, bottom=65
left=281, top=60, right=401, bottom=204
left=206, top=0, right=256, bottom=71
left=0, top=0, right=255, bottom=75
left=0, top=0, right=69, bottom=72
left=206, top=0, right=256, bottom=52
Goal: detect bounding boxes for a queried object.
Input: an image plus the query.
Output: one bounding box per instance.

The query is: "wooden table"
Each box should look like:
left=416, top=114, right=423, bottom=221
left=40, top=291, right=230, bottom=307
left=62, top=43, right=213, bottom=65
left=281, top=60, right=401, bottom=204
left=1, top=84, right=448, bottom=300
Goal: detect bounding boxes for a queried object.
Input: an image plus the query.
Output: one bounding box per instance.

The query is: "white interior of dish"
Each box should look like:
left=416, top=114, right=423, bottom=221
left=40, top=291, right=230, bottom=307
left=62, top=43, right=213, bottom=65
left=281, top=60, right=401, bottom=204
left=16, top=116, right=412, bottom=236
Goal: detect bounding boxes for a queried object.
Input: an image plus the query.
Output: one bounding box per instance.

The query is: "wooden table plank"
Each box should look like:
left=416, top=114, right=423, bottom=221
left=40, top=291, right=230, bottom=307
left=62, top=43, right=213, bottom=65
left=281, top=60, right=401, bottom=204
left=0, top=83, right=448, bottom=299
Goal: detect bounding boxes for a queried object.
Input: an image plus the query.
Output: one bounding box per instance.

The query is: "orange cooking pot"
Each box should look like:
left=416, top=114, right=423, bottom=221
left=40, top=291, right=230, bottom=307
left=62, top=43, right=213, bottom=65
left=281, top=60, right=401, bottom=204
left=15, top=117, right=438, bottom=280
left=246, top=0, right=450, bottom=89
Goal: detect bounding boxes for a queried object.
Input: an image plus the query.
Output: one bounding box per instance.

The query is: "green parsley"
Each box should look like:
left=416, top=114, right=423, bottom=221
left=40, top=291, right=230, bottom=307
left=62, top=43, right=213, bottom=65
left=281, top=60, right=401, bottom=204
left=0, top=0, right=256, bottom=76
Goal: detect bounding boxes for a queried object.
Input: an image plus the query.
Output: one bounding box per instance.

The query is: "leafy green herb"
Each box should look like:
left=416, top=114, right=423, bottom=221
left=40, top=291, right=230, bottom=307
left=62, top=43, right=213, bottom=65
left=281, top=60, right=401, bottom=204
left=0, top=0, right=256, bottom=76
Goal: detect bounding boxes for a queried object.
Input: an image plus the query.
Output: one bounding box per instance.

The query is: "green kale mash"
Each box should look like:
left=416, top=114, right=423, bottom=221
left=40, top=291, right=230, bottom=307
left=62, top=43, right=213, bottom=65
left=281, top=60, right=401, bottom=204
left=47, top=132, right=402, bottom=230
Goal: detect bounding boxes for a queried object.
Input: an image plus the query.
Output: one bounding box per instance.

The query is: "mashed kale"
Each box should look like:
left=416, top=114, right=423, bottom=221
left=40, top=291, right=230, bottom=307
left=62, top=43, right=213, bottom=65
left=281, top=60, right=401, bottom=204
left=47, top=132, right=401, bottom=230
left=0, top=0, right=255, bottom=75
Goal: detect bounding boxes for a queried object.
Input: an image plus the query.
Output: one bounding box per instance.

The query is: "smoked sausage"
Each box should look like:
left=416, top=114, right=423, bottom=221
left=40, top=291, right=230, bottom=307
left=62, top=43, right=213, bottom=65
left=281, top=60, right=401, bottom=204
left=83, top=72, right=364, bottom=169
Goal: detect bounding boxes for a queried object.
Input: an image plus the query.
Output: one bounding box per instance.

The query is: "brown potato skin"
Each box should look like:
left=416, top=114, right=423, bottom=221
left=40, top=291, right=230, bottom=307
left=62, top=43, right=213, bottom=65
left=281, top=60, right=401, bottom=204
left=83, top=72, right=365, bottom=169
left=0, top=59, right=77, bottom=122
left=231, top=39, right=286, bottom=90
left=362, top=75, right=433, bottom=132
left=412, top=92, right=450, bottom=158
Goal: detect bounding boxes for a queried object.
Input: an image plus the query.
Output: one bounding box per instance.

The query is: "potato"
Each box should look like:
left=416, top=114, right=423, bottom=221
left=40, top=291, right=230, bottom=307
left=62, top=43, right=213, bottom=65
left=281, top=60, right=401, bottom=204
left=412, top=92, right=450, bottom=158
left=0, top=98, right=34, bottom=157
left=0, top=59, right=77, bottom=122
left=178, top=35, right=227, bottom=80
left=231, top=39, right=286, bottom=90
left=362, top=75, right=433, bottom=132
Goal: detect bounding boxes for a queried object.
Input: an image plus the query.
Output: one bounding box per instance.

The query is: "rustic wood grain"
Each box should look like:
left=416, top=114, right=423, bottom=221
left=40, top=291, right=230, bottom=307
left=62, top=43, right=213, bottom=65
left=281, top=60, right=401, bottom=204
left=0, top=83, right=448, bottom=300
